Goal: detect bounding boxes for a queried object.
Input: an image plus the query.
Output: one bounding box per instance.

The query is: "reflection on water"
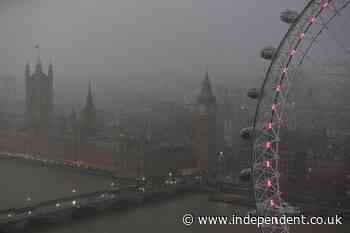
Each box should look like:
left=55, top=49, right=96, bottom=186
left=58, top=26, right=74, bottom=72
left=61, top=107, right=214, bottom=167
left=1, top=159, right=349, bottom=233
left=37, top=193, right=255, bottom=233
left=39, top=193, right=349, bottom=233
left=0, top=159, right=113, bottom=209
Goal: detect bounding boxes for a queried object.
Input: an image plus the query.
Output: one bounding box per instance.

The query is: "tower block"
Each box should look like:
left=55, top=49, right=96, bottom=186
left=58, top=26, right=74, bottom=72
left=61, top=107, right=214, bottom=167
left=192, top=71, right=217, bottom=174
left=25, top=47, right=54, bottom=130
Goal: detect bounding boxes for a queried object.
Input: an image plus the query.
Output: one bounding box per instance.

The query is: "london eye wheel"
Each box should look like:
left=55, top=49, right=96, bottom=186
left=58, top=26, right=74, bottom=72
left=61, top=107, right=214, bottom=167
left=251, top=0, right=350, bottom=232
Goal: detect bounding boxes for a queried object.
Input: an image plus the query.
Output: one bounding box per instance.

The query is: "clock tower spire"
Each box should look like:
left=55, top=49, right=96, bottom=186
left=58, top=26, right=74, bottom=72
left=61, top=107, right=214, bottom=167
left=192, top=69, right=217, bottom=174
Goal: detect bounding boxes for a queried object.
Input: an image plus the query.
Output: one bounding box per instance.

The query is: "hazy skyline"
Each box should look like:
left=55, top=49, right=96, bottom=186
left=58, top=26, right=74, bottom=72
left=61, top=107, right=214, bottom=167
left=0, top=0, right=312, bottom=109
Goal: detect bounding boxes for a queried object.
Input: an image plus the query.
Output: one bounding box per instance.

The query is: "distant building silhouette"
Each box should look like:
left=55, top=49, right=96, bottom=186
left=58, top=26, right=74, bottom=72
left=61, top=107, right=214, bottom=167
left=192, top=70, right=217, bottom=174
left=25, top=57, right=53, bottom=129
left=80, top=83, right=97, bottom=138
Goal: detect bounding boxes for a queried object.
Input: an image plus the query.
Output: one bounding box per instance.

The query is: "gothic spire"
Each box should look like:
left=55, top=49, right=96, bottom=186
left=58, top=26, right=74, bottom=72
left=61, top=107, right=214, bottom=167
left=35, top=44, right=42, bottom=73
left=48, top=58, right=53, bottom=78
left=197, top=69, right=216, bottom=105
left=81, top=82, right=97, bottom=137
left=86, top=82, right=94, bottom=108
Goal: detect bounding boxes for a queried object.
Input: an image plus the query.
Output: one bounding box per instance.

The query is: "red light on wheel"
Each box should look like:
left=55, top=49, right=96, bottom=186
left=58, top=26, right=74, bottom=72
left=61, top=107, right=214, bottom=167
left=266, top=141, right=272, bottom=149
left=276, top=85, right=281, bottom=93
left=266, top=160, right=271, bottom=168
left=267, top=179, right=272, bottom=188
left=267, top=122, right=273, bottom=130
left=321, top=0, right=329, bottom=8
left=310, top=16, right=316, bottom=23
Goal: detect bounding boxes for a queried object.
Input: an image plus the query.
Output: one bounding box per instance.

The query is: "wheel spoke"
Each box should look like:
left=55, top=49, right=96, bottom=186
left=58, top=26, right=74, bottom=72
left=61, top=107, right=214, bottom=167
left=251, top=1, right=350, bottom=233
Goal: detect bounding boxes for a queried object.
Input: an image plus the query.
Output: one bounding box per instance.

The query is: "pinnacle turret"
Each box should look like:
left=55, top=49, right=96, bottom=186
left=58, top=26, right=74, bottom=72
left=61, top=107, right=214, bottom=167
left=48, top=61, right=53, bottom=78
left=34, top=44, right=42, bottom=74
left=86, top=82, right=94, bottom=108
left=81, top=82, right=97, bottom=137
left=25, top=62, right=31, bottom=78
left=197, top=70, right=216, bottom=105
left=35, top=61, right=42, bottom=74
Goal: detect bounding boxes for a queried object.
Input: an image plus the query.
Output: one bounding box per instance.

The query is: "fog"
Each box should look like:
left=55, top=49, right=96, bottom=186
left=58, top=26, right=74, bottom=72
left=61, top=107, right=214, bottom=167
left=0, top=2, right=349, bottom=232
left=0, top=0, right=311, bottom=109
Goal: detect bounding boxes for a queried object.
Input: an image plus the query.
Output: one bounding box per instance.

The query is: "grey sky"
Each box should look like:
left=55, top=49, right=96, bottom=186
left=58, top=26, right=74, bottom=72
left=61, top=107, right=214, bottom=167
left=0, top=0, right=309, bottom=106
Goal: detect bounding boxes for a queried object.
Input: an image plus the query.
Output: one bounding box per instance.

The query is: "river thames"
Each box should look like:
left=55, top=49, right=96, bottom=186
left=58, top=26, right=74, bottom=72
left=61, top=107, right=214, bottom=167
left=0, top=159, right=348, bottom=233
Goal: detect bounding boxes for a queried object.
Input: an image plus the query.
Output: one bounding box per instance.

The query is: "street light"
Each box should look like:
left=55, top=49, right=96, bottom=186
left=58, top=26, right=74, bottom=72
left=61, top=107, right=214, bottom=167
left=218, top=152, right=224, bottom=161
left=24, top=195, right=32, bottom=208
left=215, top=151, right=225, bottom=181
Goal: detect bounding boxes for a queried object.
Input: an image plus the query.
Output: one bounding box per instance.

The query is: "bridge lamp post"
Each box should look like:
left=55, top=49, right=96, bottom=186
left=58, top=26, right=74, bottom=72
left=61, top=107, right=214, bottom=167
left=137, top=176, right=148, bottom=192
left=217, top=151, right=225, bottom=178
left=110, top=180, right=120, bottom=191
left=165, top=171, right=175, bottom=186
left=110, top=179, right=119, bottom=187
left=25, top=196, right=32, bottom=208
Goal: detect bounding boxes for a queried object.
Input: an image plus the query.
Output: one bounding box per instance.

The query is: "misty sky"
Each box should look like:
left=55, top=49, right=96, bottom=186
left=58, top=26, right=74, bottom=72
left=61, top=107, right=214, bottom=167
left=0, top=0, right=312, bottom=107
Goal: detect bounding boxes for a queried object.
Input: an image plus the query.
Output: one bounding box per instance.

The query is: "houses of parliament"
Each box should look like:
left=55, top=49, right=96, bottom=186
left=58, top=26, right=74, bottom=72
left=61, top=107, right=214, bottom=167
left=24, top=54, right=97, bottom=140
left=0, top=49, right=348, bottom=197
left=0, top=50, right=220, bottom=178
